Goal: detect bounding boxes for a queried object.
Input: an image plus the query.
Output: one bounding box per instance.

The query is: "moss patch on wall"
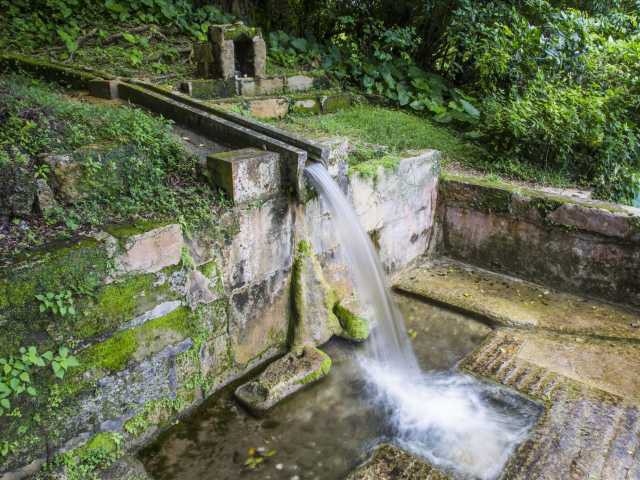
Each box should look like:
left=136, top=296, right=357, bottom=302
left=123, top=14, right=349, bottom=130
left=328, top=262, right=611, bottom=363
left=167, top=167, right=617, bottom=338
left=80, top=307, right=192, bottom=374
left=0, top=237, right=112, bottom=355
left=334, top=302, right=369, bottom=342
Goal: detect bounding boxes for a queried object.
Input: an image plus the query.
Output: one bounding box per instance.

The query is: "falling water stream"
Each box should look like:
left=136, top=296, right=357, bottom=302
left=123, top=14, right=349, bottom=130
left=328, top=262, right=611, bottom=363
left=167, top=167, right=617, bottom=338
left=304, top=163, right=535, bottom=479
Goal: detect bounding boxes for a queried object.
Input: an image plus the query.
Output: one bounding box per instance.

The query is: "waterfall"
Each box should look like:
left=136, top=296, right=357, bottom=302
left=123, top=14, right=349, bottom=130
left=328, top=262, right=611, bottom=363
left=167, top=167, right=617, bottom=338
left=304, top=163, right=418, bottom=372
left=304, top=163, right=536, bottom=480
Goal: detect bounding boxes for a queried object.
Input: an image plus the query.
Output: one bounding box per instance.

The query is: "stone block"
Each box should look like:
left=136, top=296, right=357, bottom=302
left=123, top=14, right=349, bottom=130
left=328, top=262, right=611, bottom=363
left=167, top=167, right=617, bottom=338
left=116, top=224, right=184, bottom=274
left=291, top=241, right=343, bottom=347
left=248, top=98, right=289, bottom=119
left=256, top=76, right=285, bottom=95
left=286, top=75, right=315, bottom=93
left=321, top=93, right=353, bottom=113
left=291, top=98, right=321, bottom=114
left=548, top=203, right=632, bottom=239
left=237, top=77, right=256, bottom=96
left=35, top=178, right=58, bottom=216
left=88, top=79, right=119, bottom=99
left=0, top=159, right=35, bottom=217
left=42, top=153, right=85, bottom=203
left=194, top=42, right=214, bottom=77
left=218, top=40, right=235, bottom=80
left=206, top=148, right=281, bottom=204
left=252, top=36, right=267, bottom=78
left=234, top=346, right=331, bottom=414
left=179, top=79, right=236, bottom=99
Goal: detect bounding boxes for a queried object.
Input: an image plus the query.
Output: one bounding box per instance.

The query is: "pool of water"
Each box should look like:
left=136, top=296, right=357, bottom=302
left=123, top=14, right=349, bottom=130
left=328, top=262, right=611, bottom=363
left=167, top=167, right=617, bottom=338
left=140, top=295, right=539, bottom=480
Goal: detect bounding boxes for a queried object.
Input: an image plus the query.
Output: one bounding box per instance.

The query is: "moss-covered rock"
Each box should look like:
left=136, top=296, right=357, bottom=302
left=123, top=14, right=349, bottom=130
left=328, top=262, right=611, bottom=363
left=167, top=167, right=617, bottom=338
left=334, top=302, right=370, bottom=342
left=234, top=346, right=332, bottom=414
left=290, top=240, right=342, bottom=348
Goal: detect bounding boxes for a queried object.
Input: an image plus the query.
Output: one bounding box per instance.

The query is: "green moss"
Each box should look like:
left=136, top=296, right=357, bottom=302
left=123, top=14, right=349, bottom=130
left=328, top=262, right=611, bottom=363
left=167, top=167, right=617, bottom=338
left=528, top=197, right=563, bottom=221
left=124, top=396, right=187, bottom=438
left=297, top=240, right=312, bottom=257
left=104, top=220, right=169, bottom=240
left=76, top=273, right=157, bottom=339
left=80, top=307, right=192, bottom=373
left=298, top=348, right=332, bottom=385
left=54, top=432, right=123, bottom=480
left=334, top=303, right=370, bottom=342
left=0, top=237, right=112, bottom=356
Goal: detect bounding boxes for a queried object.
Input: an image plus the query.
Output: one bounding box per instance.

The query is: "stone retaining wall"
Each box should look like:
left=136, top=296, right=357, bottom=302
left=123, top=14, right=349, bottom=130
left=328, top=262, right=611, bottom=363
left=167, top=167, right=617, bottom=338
left=438, top=174, right=640, bottom=307
left=0, top=147, right=439, bottom=479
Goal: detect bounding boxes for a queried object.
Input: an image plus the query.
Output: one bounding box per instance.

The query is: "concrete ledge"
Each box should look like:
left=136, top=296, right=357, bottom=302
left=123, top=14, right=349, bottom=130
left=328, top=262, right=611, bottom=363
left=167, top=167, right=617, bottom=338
left=117, top=81, right=308, bottom=198
left=127, top=79, right=329, bottom=164
left=395, top=258, right=640, bottom=341
left=439, top=174, right=640, bottom=307
left=347, top=444, right=451, bottom=480
left=206, top=148, right=281, bottom=204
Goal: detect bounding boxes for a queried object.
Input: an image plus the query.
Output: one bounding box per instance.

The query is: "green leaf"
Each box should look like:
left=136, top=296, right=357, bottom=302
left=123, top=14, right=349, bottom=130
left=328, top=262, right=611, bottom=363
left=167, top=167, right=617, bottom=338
left=122, top=32, right=137, bottom=44
left=459, top=99, right=480, bottom=119
left=291, top=38, right=308, bottom=52
left=381, top=71, right=396, bottom=88
left=19, top=372, right=29, bottom=383
left=0, top=399, right=9, bottom=410
left=27, top=386, right=37, bottom=397
left=65, top=357, right=80, bottom=368
left=42, top=351, right=53, bottom=362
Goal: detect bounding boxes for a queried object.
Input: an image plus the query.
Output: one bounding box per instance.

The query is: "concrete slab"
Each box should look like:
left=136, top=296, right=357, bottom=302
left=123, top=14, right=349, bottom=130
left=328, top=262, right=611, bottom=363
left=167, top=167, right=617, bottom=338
left=234, top=346, right=331, bottom=414
left=346, top=444, right=451, bottom=480
left=395, top=258, right=640, bottom=341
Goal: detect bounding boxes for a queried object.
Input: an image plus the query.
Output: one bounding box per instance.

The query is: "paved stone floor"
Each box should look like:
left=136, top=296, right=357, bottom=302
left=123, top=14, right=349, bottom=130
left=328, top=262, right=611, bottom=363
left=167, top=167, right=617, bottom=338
left=347, top=257, right=640, bottom=479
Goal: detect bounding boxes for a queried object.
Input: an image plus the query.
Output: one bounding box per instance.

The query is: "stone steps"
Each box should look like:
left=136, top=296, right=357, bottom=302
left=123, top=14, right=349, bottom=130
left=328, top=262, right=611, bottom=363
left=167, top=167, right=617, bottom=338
left=394, top=257, right=640, bottom=342
left=461, top=329, right=640, bottom=480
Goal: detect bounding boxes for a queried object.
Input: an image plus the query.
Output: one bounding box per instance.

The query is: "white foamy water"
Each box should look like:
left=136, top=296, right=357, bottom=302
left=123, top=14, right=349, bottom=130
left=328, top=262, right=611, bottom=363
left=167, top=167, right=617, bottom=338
left=361, top=360, right=532, bottom=479
left=305, top=163, right=535, bottom=479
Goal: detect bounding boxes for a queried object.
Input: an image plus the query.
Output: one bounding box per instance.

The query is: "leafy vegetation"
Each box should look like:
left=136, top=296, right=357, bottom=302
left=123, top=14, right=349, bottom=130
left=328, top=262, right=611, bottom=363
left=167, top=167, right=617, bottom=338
left=0, top=74, right=230, bottom=255
left=0, top=345, right=79, bottom=416
left=0, top=0, right=235, bottom=78
left=3, top=1, right=637, bottom=200
left=276, top=105, right=569, bottom=183
left=261, top=1, right=640, bottom=202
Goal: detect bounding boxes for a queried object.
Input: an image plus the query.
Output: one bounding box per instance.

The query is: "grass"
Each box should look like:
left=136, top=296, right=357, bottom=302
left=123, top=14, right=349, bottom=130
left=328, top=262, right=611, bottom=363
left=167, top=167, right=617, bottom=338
left=273, top=104, right=577, bottom=186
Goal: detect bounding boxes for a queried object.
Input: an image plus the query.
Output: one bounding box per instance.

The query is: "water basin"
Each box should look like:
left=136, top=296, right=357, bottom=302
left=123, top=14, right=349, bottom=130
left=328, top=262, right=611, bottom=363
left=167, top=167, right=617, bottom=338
left=140, top=295, right=541, bottom=480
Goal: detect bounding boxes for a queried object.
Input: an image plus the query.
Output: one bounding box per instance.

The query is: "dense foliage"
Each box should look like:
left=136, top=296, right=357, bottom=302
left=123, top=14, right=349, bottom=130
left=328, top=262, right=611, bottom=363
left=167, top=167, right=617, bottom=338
left=261, top=0, right=640, bottom=202
left=0, top=0, right=639, bottom=202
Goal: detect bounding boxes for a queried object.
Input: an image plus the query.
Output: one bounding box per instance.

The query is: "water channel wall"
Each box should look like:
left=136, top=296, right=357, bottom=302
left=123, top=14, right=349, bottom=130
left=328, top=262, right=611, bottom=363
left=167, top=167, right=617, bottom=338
left=437, top=174, right=640, bottom=308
